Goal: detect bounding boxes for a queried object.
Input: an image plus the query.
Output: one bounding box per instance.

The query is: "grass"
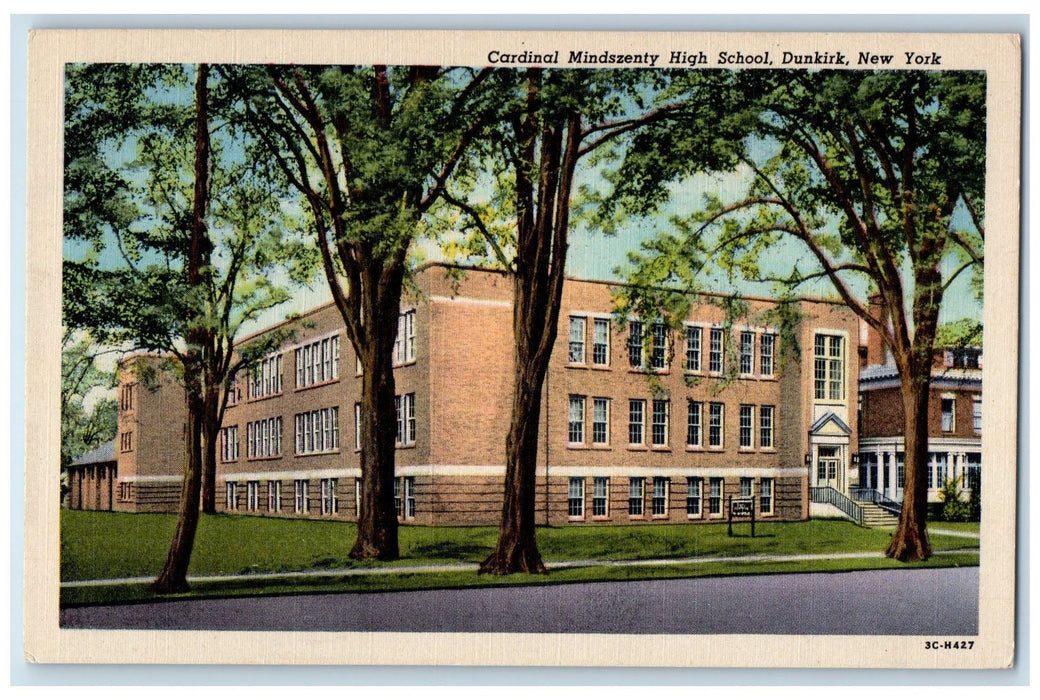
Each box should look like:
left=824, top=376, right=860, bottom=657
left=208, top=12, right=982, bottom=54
left=60, top=510, right=979, bottom=606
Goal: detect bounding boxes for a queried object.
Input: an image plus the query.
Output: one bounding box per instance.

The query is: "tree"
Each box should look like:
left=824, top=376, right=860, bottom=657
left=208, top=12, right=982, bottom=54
left=239, top=64, right=500, bottom=560
left=63, top=63, right=309, bottom=591
left=60, top=329, right=119, bottom=495
left=603, top=70, right=985, bottom=562
left=436, top=68, right=680, bottom=574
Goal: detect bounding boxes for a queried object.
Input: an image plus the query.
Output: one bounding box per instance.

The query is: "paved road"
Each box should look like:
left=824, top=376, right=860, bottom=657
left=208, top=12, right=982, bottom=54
left=61, top=567, right=978, bottom=635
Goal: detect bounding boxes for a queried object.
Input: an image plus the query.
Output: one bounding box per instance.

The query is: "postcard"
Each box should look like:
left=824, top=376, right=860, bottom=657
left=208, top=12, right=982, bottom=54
left=24, top=28, right=1020, bottom=668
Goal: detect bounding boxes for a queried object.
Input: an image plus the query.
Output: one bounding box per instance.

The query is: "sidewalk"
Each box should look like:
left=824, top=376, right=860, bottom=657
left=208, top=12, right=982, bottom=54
left=61, top=546, right=978, bottom=588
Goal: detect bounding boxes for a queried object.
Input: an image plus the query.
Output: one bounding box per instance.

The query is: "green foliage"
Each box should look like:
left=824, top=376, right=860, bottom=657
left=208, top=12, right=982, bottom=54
left=935, top=318, right=983, bottom=348
left=937, top=476, right=972, bottom=523
left=60, top=331, right=118, bottom=470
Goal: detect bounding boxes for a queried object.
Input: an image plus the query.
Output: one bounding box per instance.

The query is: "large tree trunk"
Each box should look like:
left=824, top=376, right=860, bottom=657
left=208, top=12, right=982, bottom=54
left=200, top=382, right=221, bottom=514
left=480, top=298, right=551, bottom=575
left=152, top=386, right=205, bottom=593
left=885, top=376, right=933, bottom=562
left=349, top=266, right=403, bottom=561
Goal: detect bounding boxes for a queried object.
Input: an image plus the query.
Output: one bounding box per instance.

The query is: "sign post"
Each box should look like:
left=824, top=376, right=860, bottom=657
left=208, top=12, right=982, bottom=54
left=727, top=496, right=756, bottom=537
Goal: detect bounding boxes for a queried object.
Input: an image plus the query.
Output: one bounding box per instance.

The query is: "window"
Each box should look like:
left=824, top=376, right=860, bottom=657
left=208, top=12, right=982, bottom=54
left=247, top=417, right=282, bottom=458
left=568, top=316, right=586, bottom=363
left=651, top=322, right=668, bottom=370
left=296, top=336, right=341, bottom=388
left=739, top=405, right=754, bottom=449
left=818, top=446, right=839, bottom=480
left=709, top=477, right=723, bottom=515
left=964, top=453, right=981, bottom=492
left=708, top=403, right=724, bottom=448
left=973, top=396, right=982, bottom=433
left=592, top=398, right=610, bottom=445
left=687, top=401, right=703, bottom=448
left=249, top=354, right=283, bottom=399
left=709, top=328, right=724, bottom=374
left=321, top=478, right=338, bottom=515
left=761, top=478, right=774, bottom=514
left=686, top=477, right=702, bottom=516
left=760, top=405, right=775, bottom=449
left=395, top=394, right=416, bottom=447
left=354, top=403, right=362, bottom=451
left=246, top=481, right=259, bottom=512
left=394, top=477, right=401, bottom=515
left=652, top=399, right=669, bottom=447
left=120, top=431, right=133, bottom=452
left=568, top=477, right=585, bottom=517
left=740, top=476, right=753, bottom=499
left=592, top=477, right=609, bottom=516
left=628, top=477, right=645, bottom=516
left=593, top=318, right=610, bottom=365
left=568, top=395, right=586, bottom=444
left=928, top=452, right=949, bottom=489
left=760, top=333, right=776, bottom=376
left=629, top=399, right=646, bottom=445
left=220, top=425, right=239, bottom=462
left=652, top=477, right=669, bottom=516
left=225, top=481, right=238, bottom=511
left=355, top=478, right=362, bottom=517
left=740, top=331, right=754, bottom=375
left=947, top=348, right=981, bottom=369
left=394, top=311, right=416, bottom=365
left=628, top=321, right=644, bottom=368
left=685, top=325, right=702, bottom=372
left=402, top=476, right=416, bottom=519
left=120, top=383, right=135, bottom=410
left=896, top=453, right=905, bottom=491
left=941, top=396, right=956, bottom=432
left=226, top=375, right=240, bottom=406
left=119, top=482, right=131, bottom=502
left=814, top=334, right=845, bottom=400
left=294, top=479, right=308, bottom=514
left=268, top=480, right=281, bottom=512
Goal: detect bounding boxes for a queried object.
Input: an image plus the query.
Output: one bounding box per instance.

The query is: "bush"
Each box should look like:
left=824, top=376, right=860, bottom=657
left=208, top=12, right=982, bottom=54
left=938, top=477, right=972, bottom=522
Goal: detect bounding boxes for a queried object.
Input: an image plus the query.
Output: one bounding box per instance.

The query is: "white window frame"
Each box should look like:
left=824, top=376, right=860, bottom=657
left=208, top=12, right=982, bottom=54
left=628, top=399, right=646, bottom=446
left=709, top=327, right=724, bottom=374
left=294, top=479, right=308, bottom=514
left=760, top=333, right=776, bottom=377
left=592, top=397, right=610, bottom=446
left=941, top=394, right=956, bottom=433
left=760, top=477, right=774, bottom=515
left=652, top=476, right=669, bottom=516
left=709, top=477, right=724, bottom=516
left=686, top=477, right=702, bottom=517
left=973, top=396, right=982, bottom=434
left=268, top=480, right=281, bottom=512
left=592, top=317, right=610, bottom=366
left=628, top=321, right=644, bottom=368
left=739, top=331, right=755, bottom=375
left=568, top=395, right=586, bottom=445
left=685, top=325, right=702, bottom=372
left=628, top=477, right=645, bottom=516
left=246, top=481, right=259, bottom=512
left=354, top=403, right=362, bottom=451
left=395, top=394, right=416, bottom=447
left=321, top=478, right=338, bottom=516
left=651, top=399, right=669, bottom=447
left=708, top=402, right=724, bottom=448
left=814, top=333, right=845, bottom=401
left=568, top=477, right=585, bottom=518
left=225, top=481, right=238, bottom=511
left=739, top=404, right=754, bottom=449
left=568, top=315, right=586, bottom=364
left=740, top=476, right=753, bottom=499
left=760, top=405, right=775, bottom=449
left=592, top=476, right=609, bottom=517
left=650, top=322, right=668, bottom=371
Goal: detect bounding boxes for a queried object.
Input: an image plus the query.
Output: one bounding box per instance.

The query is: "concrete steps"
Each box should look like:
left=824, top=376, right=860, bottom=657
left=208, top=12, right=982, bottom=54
left=858, top=501, right=900, bottom=529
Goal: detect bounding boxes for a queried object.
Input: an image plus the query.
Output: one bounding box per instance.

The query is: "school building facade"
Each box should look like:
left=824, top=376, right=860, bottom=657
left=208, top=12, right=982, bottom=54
left=102, top=263, right=878, bottom=525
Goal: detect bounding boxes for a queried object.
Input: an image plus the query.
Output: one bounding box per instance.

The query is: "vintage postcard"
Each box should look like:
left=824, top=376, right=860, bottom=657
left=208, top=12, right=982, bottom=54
left=24, top=29, right=1020, bottom=668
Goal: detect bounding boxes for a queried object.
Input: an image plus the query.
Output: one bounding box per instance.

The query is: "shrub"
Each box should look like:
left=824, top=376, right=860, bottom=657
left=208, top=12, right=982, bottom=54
left=938, top=477, right=971, bottom=522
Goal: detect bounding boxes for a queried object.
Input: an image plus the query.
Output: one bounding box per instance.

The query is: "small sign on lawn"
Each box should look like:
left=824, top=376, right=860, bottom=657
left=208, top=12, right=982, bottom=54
left=728, top=496, right=756, bottom=537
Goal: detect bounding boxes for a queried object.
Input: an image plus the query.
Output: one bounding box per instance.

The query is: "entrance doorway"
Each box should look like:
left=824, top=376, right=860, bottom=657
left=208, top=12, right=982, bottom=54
left=817, top=446, right=841, bottom=490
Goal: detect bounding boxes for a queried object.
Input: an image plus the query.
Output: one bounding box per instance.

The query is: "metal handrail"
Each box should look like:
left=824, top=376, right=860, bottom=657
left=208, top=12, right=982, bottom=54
left=809, top=486, right=863, bottom=523
left=849, top=487, right=902, bottom=515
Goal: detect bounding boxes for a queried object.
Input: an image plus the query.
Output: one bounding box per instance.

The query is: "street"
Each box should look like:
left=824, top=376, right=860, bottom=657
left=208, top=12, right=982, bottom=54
left=60, top=566, right=978, bottom=635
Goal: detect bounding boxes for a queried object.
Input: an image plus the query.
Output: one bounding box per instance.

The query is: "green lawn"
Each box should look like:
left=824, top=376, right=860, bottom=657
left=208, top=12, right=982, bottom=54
left=62, top=510, right=978, bottom=577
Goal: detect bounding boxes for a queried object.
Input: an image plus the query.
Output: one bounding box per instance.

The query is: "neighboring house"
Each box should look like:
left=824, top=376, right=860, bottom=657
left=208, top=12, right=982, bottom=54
left=66, top=439, right=117, bottom=511
left=112, top=263, right=863, bottom=526
left=857, top=349, right=982, bottom=506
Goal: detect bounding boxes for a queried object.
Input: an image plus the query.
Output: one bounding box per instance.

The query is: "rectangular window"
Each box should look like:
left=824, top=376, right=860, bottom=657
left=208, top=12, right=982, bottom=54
left=119, top=482, right=131, bottom=502
left=629, top=399, right=645, bottom=445
left=250, top=354, right=283, bottom=398
left=708, top=403, right=724, bottom=448
left=296, top=336, right=340, bottom=388
left=651, top=322, right=668, bottom=370
left=120, top=431, right=133, bottom=452
left=739, top=405, right=754, bottom=448
left=403, top=476, right=416, bottom=519
left=760, top=405, right=775, bottom=449
left=246, top=481, right=259, bottom=512
left=686, top=477, right=702, bottom=516
left=246, top=417, right=282, bottom=458
left=592, top=398, right=610, bottom=445
left=593, top=318, right=610, bottom=365
left=740, top=476, right=753, bottom=499
left=740, top=331, right=754, bottom=375
left=628, top=477, right=644, bottom=516
left=394, top=311, right=416, bottom=365
left=568, top=395, right=586, bottom=444
left=941, top=397, right=956, bottom=432
left=814, top=334, right=845, bottom=400
left=761, top=478, right=774, bottom=515
left=652, top=399, right=669, bottom=447
left=592, top=477, right=609, bottom=517
left=760, top=334, right=776, bottom=376
left=394, top=477, right=401, bottom=515
left=395, top=394, right=416, bottom=447
left=896, top=453, right=905, bottom=491
left=268, top=480, right=281, bottom=512
left=220, top=426, right=238, bottom=462
left=568, top=477, right=585, bottom=518
left=120, top=383, right=135, bottom=410
left=321, top=478, right=338, bottom=515
left=928, top=452, right=949, bottom=489
left=652, top=476, right=669, bottom=516
left=628, top=321, right=644, bottom=368
left=709, top=477, right=723, bottom=515
left=294, top=479, right=308, bottom=514
left=973, top=396, right=982, bottom=433
left=354, top=403, right=362, bottom=451
left=709, top=327, right=724, bottom=374
left=569, top=316, right=586, bottom=364
left=687, top=401, right=703, bottom=447
left=225, top=481, right=238, bottom=511
left=685, top=325, right=702, bottom=372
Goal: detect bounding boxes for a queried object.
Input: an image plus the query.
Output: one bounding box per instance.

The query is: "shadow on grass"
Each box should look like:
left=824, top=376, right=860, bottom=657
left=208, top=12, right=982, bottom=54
left=406, top=542, right=490, bottom=561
